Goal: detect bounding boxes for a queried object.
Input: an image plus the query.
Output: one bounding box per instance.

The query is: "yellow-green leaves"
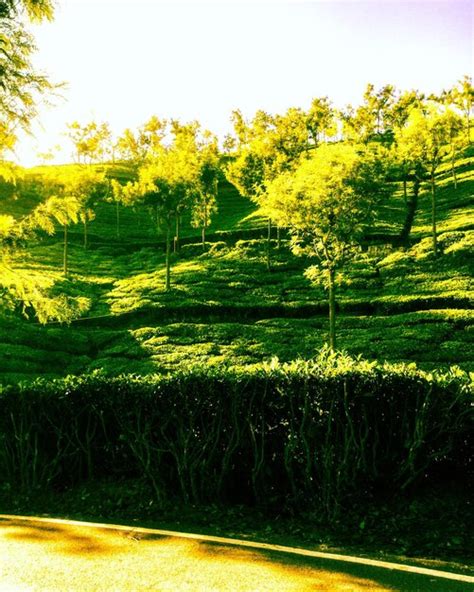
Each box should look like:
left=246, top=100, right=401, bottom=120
left=66, top=121, right=112, bottom=164
left=116, top=116, right=168, bottom=163
left=395, top=106, right=463, bottom=173
left=0, top=0, right=57, bottom=156
left=263, top=143, right=385, bottom=246
left=20, top=0, right=55, bottom=22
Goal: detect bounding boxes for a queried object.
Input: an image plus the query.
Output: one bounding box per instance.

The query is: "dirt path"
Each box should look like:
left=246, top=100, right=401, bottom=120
left=0, top=516, right=472, bottom=591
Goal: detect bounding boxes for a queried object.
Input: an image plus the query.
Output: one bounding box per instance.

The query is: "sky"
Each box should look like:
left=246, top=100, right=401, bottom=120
left=13, top=0, right=473, bottom=166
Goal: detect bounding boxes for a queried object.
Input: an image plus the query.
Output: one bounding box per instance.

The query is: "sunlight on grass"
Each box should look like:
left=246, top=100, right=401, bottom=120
left=238, top=206, right=268, bottom=227
left=0, top=519, right=395, bottom=591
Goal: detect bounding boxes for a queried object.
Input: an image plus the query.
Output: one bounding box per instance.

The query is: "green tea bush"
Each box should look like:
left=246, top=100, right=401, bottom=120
left=0, top=356, right=471, bottom=518
left=409, top=230, right=474, bottom=260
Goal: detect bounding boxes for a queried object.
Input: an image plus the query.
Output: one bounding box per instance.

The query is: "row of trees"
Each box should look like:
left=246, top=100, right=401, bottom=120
left=227, top=78, right=472, bottom=255
left=223, top=80, right=472, bottom=348
left=1, top=119, right=221, bottom=283
left=24, top=76, right=471, bottom=281
left=1, top=66, right=472, bottom=345
left=110, top=120, right=220, bottom=290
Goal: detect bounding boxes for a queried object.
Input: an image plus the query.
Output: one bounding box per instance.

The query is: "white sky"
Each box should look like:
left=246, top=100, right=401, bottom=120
left=13, top=0, right=473, bottom=166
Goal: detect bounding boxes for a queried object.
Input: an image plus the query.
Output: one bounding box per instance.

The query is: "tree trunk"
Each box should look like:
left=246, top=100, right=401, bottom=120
left=63, top=224, right=68, bottom=277
left=277, top=225, right=281, bottom=249
left=165, top=225, right=171, bottom=291
left=174, top=213, right=180, bottom=253
left=328, top=267, right=336, bottom=351
left=83, top=215, right=88, bottom=250
left=451, top=149, right=458, bottom=189
left=400, top=177, right=420, bottom=245
left=431, top=172, right=438, bottom=257
left=202, top=200, right=208, bottom=251
left=266, top=218, right=272, bottom=271
left=402, top=178, right=407, bottom=205
left=116, top=201, right=120, bottom=239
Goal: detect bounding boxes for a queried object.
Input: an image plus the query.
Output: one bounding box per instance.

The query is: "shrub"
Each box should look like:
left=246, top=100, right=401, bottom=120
left=0, top=357, right=471, bottom=518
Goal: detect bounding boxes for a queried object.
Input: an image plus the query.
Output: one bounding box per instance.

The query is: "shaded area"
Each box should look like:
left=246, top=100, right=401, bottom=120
left=0, top=517, right=471, bottom=591
left=1, top=518, right=120, bottom=556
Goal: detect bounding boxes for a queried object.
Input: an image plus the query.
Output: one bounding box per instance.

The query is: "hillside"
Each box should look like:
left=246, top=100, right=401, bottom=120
left=0, top=150, right=472, bottom=385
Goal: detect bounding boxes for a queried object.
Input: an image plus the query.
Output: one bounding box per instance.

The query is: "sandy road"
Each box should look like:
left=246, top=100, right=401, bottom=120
left=0, top=515, right=472, bottom=591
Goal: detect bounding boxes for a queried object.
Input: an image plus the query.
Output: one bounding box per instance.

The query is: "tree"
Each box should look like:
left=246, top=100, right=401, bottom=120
left=262, top=143, right=389, bottom=350
left=1, top=1, right=54, bottom=21
left=386, top=89, right=425, bottom=214
left=191, top=133, right=220, bottom=249
left=66, top=120, right=112, bottom=164
left=169, top=120, right=202, bottom=251
left=341, top=84, right=396, bottom=144
left=122, top=149, right=197, bottom=291
left=0, top=181, right=91, bottom=323
left=393, top=138, right=425, bottom=245
left=0, top=0, right=56, bottom=156
left=109, top=178, right=126, bottom=239
left=306, top=97, right=337, bottom=146
left=396, top=106, right=461, bottom=255
left=63, top=121, right=110, bottom=247
left=116, top=116, right=167, bottom=164
left=112, top=117, right=169, bottom=243
left=226, top=106, right=312, bottom=269
left=0, top=212, right=25, bottom=259
left=443, top=110, right=465, bottom=189
left=65, top=167, right=106, bottom=249
left=30, top=191, right=81, bottom=277
left=450, top=75, right=473, bottom=144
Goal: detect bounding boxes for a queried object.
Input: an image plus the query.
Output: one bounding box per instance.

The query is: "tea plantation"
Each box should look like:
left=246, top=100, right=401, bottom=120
left=0, top=151, right=472, bottom=384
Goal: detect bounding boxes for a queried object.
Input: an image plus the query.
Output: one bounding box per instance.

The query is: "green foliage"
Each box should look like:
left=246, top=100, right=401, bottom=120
left=191, top=136, right=220, bottom=242
left=263, top=143, right=390, bottom=264
left=66, top=120, right=112, bottom=164
left=114, top=116, right=166, bottom=163
left=0, top=260, right=91, bottom=323
left=262, top=142, right=391, bottom=349
left=0, top=84, right=472, bottom=384
left=225, top=103, right=335, bottom=201
left=0, top=361, right=471, bottom=518
left=0, top=0, right=56, bottom=155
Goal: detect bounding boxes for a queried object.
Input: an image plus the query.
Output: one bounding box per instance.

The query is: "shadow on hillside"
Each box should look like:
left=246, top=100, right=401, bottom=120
left=0, top=320, right=161, bottom=383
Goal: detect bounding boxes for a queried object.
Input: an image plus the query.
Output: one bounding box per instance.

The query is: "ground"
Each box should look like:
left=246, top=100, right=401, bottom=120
left=1, top=515, right=472, bottom=591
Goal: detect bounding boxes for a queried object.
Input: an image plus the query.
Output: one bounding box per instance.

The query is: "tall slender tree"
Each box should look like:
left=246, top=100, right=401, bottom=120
left=31, top=192, right=81, bottom=277
left=121, top=141, right=198, bottom=290
left=450, top=75, right=474, bottom=144
left=226, top=105, right=317, bottom=269
left=191, top=133, right=220, bottom=249
left=396, top=106, right=462, bottom=255
left=263, top=143, right=389, bottom=350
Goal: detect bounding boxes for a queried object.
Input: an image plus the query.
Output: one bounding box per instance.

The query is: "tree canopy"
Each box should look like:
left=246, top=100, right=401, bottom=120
left=263, top=143, right=390, bottom=349
left=0, top=0, right=56, bottom=156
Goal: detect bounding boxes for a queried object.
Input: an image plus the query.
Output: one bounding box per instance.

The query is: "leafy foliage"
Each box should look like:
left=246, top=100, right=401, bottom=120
left=0, top=360, right=471, bottom=518
left=0, top=0, right=56, bottom=155
left=263, top=143, right=391, bottom=348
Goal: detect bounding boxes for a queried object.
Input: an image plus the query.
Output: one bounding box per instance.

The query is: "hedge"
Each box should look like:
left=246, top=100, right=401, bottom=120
left=0, top=355, right=472, bottom=518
